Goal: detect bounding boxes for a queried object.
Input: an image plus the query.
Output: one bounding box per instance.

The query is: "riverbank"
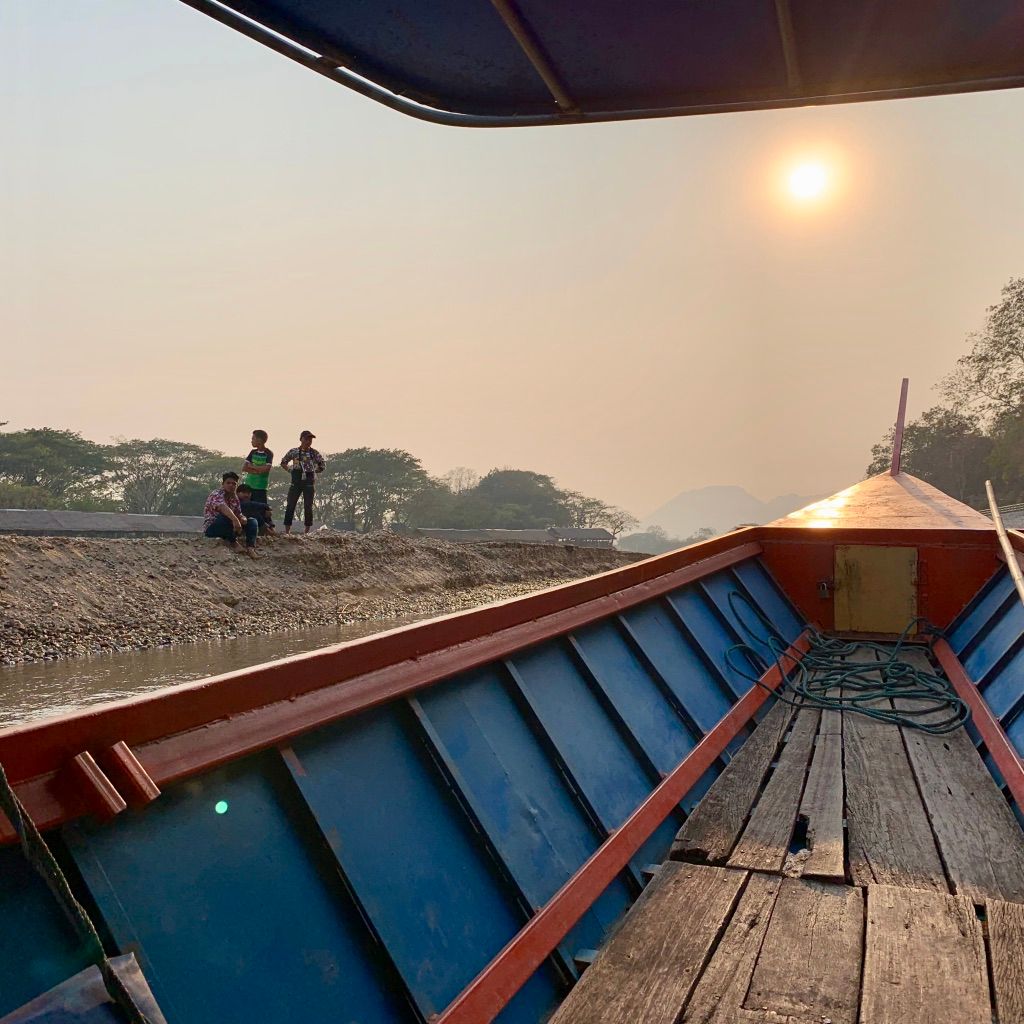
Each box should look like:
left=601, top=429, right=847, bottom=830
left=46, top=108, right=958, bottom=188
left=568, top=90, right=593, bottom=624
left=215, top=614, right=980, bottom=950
left=0, top=532, right=639, bottom=664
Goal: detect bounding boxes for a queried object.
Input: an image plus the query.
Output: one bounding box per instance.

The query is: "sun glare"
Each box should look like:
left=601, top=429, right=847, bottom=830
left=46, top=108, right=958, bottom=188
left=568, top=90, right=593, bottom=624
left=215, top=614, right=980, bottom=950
left=788, top=161, right=828, bottom=201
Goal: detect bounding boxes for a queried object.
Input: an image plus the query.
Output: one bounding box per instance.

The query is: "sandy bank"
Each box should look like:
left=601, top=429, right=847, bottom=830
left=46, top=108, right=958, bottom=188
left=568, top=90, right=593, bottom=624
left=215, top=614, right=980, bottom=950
left=0, top=532, right=638, bottom=664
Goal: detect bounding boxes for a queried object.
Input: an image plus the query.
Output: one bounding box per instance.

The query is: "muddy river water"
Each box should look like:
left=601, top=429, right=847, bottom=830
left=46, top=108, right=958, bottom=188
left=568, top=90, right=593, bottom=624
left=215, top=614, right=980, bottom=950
left=0, top=615, right=425, bottom=729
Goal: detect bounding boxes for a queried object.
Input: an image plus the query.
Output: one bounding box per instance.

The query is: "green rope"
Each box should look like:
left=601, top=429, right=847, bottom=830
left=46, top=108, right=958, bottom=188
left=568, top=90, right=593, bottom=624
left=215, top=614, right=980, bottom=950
left=0, top=762, right=151, bottom=1024
left=724, top=591, right=970, bottom=735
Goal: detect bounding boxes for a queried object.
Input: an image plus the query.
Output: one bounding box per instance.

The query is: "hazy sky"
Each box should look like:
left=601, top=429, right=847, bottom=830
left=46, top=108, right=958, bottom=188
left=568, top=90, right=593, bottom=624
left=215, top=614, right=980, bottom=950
left=3, top=2, right=1024, bottom=519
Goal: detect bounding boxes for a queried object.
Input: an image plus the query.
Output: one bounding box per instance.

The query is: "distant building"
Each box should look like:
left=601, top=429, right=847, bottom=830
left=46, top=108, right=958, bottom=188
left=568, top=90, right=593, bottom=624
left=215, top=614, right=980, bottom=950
left=413, top=527, right=615, bottom=548
left=983, top=503, right=1024, bottom=531
left=0, top=509, right=203, bottom=538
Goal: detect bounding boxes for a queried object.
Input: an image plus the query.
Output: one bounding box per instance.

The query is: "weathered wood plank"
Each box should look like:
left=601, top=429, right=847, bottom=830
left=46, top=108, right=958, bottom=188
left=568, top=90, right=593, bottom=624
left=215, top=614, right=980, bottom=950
left=682, top=872, right=781, bottom=1024
left=860, top=884, right=989, bottom=1024
left=672, top=699, right=794, bottom=863
left=843, top=651, right=945, bottom=890
left=896, top=649, right=1024, bottom=903
left=744, top=878, right=862, bottom=1024
left=988, top=898, right=1024, bottom=1024
left=727, top=710, right=819, bottom=872
left=795, top=733, right=845, bottom=880
left=550, top=862, right=745, bottom=1024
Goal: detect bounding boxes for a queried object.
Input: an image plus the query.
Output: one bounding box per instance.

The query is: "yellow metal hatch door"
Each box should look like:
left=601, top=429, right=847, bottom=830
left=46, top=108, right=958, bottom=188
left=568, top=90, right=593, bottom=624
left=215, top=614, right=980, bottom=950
left=834, top=545, right=917, bottom=634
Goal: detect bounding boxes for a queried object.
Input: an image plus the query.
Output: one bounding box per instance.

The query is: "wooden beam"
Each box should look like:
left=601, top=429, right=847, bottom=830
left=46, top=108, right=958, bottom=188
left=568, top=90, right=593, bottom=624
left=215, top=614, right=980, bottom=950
left=932, top=638, right=1024, bottom=811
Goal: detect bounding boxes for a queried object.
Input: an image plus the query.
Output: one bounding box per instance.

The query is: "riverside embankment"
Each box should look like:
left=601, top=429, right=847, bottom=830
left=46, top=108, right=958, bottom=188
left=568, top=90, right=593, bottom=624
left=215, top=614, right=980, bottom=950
left=0, top=531, right=638, bottom=665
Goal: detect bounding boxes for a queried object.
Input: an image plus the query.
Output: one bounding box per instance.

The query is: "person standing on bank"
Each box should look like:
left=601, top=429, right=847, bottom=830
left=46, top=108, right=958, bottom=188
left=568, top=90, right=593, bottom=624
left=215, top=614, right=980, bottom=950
left=280, top=431, right=326, bottom=534
left=242, top=429, right=274, bottom=506
left=203, top=471, right=258, bottom=557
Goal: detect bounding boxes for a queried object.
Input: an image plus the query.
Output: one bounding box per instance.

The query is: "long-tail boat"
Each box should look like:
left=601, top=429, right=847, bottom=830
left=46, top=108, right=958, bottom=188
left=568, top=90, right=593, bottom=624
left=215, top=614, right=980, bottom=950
left=4, top=5, right=1024, bottom=1021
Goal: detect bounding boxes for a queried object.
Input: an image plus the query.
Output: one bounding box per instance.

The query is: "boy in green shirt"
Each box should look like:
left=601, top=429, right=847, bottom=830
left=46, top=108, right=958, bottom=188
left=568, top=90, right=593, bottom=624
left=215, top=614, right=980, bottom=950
left=242, top=428, right=274, bottom=514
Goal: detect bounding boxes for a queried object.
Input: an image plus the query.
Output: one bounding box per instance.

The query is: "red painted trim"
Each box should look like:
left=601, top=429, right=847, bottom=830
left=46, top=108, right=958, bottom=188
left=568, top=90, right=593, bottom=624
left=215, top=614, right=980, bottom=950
left=434, top=629, right=813, bottom=1024
left=932, top=638, right=1024, bottom=808
left=0, top=538, right=761, bottom=786
left=0, top=542, right=762, bottom=842
left=759, top=526, right=995, bottom=547
left=891, top=377, right=909, bottom=476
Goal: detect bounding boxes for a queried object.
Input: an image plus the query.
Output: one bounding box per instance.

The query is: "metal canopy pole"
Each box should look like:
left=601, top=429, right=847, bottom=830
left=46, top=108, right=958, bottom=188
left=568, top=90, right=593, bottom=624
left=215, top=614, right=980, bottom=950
left=489, top=0, right=579, bottom=113
left=890, top=377, right=909, bottom=475
left=986, top=479, right=1024, bottom=607
left=773, top=0, right=802, bottom=91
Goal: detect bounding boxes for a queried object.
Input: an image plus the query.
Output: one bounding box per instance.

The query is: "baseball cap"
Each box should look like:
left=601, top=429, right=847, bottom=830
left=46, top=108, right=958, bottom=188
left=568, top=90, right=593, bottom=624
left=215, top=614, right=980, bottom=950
left=300, top=430, right=316, bottom=438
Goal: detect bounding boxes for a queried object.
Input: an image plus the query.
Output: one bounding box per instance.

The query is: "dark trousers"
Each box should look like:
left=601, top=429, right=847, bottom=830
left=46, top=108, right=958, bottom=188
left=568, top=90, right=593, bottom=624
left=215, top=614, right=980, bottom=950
left=205, top=512, right=259, bottom=547
left=248, top=488, right=268, bottom=505
left=241, top=498, right=274, bottom=533
left=284, top=480, right=315, bottom=529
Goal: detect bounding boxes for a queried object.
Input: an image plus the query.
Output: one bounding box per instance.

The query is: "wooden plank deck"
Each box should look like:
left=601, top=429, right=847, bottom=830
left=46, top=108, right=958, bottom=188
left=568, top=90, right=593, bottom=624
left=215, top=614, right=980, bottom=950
left=552, top=642, right=1024, bottom=1024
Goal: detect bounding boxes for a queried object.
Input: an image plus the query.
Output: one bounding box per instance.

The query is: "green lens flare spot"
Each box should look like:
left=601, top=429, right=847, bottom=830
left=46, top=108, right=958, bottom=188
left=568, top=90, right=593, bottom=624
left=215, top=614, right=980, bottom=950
left=214, top=800, right=229, bottom=815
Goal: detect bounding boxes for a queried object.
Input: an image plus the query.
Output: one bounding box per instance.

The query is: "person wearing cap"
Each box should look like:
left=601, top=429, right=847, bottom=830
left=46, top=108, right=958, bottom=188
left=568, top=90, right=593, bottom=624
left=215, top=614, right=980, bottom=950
left=280, top=430, right=326, bottom=534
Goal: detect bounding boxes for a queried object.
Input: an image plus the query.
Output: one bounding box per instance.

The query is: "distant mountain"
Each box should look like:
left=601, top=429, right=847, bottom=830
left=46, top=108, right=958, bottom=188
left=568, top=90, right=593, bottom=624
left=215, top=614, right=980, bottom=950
left=643, top=485, right=824, bottom=538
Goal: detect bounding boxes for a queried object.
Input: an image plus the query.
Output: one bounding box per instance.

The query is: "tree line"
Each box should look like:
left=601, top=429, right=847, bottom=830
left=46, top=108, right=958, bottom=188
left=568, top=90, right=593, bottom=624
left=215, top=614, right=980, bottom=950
left=0, top=429, right=640, bottom=537
left=867, top=277, right=1024, bottom=508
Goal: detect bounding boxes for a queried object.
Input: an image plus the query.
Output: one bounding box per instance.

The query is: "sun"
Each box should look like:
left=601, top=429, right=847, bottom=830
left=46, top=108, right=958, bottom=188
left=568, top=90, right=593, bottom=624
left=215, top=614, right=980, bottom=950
left=788, top=161, right=828, bottom=201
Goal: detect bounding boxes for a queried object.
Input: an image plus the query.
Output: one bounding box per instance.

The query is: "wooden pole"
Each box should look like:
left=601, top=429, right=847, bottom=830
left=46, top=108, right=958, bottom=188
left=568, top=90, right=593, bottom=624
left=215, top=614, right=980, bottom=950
left=986, top=479, right=1024, bottom=607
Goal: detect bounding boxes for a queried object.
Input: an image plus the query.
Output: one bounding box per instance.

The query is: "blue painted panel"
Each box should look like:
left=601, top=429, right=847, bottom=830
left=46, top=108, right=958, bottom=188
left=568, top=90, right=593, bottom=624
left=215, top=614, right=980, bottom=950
left=288, top=704, right=558, bottom=1022
left=731, top=560, right=805, bottom=644
left=620, top=602, right=733, bottom=733
left=507, top=644, right=678, bottom=868
left=414, top=665, right=632, bottom=955
left=0, top=843, right=96, bottom=1017
left=66, top=752, right=411, bottom=1024
left=666, top=589, right=751, bottom=699
left=1005, top=709, right=1024, bottom=762
left=948, top=569, right=1015, bottom=656
left=570, top=621, right=708, bottom=810
left=983, top=752, right=1008, bottom=795
left=979, top=644, right=1024, bottom=722
left=964, top=599, right=1024, bottom=684
left=699, top=574, right=752, bottom=641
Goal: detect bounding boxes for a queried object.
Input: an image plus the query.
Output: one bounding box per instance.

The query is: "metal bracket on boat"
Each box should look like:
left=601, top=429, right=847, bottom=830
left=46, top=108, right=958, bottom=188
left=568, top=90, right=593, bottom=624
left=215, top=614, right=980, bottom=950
left=58, top=743, right=161, bottom=822
left=59, top=752, right=126, bottom=822
left=98, top=741, right=161, bottom=808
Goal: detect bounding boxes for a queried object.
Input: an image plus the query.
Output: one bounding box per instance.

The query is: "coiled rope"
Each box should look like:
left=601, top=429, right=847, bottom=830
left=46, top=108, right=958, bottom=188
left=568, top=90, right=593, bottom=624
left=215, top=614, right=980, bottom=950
left=723, top=591, right=970, bottom=735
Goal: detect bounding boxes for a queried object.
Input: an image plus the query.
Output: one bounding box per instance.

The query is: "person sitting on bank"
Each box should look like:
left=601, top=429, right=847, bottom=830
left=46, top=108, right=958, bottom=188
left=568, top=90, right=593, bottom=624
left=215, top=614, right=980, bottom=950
left=280, top=430, right=326, bottom=535
left=203, top=471, right=258, bottom=557
left=242, top=429, right=274, bottom=506
left=236, top=483, right=275, bottom=536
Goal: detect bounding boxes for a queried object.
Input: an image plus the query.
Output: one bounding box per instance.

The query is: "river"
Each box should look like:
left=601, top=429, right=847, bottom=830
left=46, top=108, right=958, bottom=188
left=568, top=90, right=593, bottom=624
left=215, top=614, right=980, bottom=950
left=0, top=615, right=425, bottom=729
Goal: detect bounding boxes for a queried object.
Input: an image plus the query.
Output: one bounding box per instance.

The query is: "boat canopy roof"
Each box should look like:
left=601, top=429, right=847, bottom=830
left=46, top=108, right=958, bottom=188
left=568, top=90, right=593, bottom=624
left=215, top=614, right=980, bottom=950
left=185, top=0, right=1024, bottom=125
left=771, top=473, right=995, bottom=531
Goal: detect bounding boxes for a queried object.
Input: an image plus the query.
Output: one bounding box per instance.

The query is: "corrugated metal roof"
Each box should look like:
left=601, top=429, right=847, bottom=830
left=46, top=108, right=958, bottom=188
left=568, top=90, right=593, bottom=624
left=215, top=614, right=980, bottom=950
left=184, top=0, right=1024, bottom=126
left=0, top=509, right=203, bottom=535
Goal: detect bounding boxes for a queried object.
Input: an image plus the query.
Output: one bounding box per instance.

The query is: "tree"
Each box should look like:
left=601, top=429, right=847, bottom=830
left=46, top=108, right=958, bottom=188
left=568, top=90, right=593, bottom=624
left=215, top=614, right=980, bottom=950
left=560, top=490, right=609, bottom=528
left=942, top=278, right=1024, bottom=422
left=317, top=448, right=430, bottom=531
left=0, top=482, right=61, bottom=509
left=440, top=467, right=480, bottom=494
left=600, top=506, right=639, bottom=540
left=395, top=479, right=460, bottom=528
left=866, top=405, right=993, bottom=506
left=0, top=428, right=109, bottom=500
left=472, top=469, right=571, bottom=529
left=108, top=439, right=226, bottom=515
